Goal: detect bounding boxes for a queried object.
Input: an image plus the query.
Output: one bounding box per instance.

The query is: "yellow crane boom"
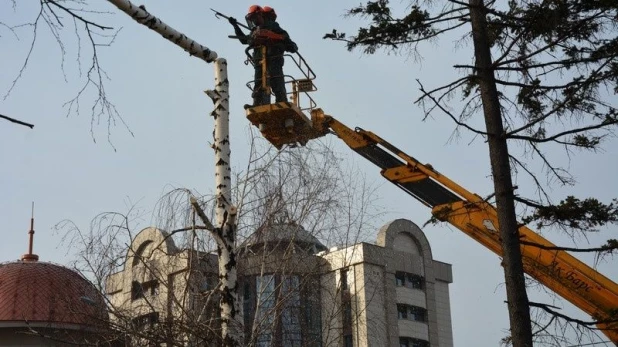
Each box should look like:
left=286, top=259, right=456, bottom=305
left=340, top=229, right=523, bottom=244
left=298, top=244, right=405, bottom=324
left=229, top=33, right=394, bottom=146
left=245, top=102, right=618, bottom=343
left=312, top=109, right=618, bottom=344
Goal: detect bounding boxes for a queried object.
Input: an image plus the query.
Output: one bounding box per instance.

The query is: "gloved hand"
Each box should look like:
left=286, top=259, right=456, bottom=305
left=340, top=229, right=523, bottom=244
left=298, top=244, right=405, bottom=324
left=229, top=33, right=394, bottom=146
left=286, top=42, right=298, bottom=53
left=228, top=17, right=238, bottom=25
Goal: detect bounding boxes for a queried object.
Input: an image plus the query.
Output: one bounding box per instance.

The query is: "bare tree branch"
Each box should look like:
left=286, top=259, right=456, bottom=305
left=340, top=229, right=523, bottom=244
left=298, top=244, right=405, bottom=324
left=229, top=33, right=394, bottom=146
left=520, top=240, right=618, bottom=254
left=46, top=0, right=113, bottom=30
left=3, top=0, right=132, bottom=145
left=190, top=196, right=215, bottom=232
left=0, top=113, right=34, bottom=128
left=417, top=79, right=488, bottom=136
left=529, top=301, right=618, bottom=327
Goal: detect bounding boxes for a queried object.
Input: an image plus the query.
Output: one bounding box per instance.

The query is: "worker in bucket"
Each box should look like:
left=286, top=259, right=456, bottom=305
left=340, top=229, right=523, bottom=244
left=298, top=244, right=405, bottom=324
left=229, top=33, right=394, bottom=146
left=228, top=5, right=298, bottom=107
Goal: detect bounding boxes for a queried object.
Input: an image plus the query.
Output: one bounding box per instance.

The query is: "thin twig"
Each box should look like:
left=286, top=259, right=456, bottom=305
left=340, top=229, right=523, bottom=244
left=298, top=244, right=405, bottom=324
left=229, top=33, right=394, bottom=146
left=46, top=0, right=113, bottom=30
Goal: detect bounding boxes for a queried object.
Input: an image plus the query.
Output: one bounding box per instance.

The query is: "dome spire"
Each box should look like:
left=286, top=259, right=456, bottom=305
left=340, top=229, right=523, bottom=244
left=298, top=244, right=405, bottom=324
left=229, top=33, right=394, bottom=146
left=22, top=202, right=39, bottom=262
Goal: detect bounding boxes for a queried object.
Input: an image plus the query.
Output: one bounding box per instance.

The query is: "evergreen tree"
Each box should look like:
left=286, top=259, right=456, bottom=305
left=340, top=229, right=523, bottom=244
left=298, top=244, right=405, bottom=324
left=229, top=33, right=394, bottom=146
left=326, top=0, right=618, bottom=345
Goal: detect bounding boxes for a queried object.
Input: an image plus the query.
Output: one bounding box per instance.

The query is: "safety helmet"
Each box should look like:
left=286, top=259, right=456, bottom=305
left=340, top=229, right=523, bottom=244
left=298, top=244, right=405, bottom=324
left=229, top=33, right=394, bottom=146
left=247, top=5, right=262, bottom=15
left=263, top=6, right=277, bottom=20
left=245, top=5, right=263, bottom=28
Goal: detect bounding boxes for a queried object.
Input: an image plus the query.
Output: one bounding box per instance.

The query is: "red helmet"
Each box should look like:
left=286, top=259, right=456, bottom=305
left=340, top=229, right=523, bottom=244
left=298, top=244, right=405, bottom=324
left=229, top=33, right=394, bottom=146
left=246, top=4, right=263, bottom=26
left=247, top=5, right=262, bottom=15
left=262, top=6, right=277, bottom=20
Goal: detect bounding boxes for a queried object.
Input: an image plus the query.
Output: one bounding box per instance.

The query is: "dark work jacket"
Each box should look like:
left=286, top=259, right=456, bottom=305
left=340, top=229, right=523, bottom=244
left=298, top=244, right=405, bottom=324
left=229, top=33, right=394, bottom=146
left=233, top=21, right=296, bottom=62
left=260, top=20, right=296, bottom=59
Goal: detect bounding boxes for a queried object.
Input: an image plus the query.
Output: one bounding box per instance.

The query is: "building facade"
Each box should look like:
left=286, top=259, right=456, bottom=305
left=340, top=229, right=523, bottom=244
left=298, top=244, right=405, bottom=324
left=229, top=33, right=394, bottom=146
left=105, top=227, right=220, bottom=345
left=106, top=219, right=453, bottom=347
left=319, top=219, right=453, bottom=347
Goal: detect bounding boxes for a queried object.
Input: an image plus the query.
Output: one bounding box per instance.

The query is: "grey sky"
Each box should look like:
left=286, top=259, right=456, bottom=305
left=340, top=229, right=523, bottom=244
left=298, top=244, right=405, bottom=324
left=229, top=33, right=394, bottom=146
left=1, top=1, right=617, bottom=345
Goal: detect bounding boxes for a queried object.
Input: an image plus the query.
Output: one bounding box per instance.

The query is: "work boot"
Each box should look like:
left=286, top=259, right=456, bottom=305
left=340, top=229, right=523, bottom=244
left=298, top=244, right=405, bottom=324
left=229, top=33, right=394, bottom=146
left=275, top=94, right=288, bottom=103
left=252, top=89, right=269, bottom=106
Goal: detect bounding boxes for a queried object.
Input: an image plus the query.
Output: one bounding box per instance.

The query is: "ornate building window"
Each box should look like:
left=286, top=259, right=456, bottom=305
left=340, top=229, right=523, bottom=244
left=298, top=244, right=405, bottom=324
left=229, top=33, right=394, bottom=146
left=242, top=273, right=322, bottom=347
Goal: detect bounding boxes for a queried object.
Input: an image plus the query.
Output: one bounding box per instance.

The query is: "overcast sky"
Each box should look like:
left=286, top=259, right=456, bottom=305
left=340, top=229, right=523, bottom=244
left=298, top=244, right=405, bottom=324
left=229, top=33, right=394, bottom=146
left=2, top=1, right=617, bottom=346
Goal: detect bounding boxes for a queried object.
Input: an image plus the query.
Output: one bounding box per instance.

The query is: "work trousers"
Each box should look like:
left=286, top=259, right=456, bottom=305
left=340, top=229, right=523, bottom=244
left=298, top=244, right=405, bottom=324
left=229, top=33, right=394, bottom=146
left=252, top=56, right=287, bottom=106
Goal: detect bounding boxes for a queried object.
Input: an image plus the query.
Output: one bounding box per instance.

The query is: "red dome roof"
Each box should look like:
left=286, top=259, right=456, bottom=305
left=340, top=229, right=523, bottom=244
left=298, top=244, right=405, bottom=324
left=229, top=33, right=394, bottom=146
left=0, top=261, right=108, bottom=328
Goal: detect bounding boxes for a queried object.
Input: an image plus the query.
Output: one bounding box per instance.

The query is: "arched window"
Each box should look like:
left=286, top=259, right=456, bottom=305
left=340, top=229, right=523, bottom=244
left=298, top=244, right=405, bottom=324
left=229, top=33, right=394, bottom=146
left=131, top=240, right=153, bottom=267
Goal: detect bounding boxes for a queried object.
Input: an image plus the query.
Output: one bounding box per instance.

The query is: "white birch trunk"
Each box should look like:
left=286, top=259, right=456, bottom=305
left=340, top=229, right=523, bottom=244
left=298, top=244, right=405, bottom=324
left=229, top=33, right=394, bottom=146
left=106, top=1, right=240, bottom=345
left=107, top=0, right=218, bottom=63
left=205, top=59, right=241, bottom=346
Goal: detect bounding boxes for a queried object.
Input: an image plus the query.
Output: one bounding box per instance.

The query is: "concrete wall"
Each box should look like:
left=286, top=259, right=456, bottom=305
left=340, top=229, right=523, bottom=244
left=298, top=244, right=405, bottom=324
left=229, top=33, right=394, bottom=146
left=435, top=280, right=454, bottom=347
left=319, top=219, right=454, bottom=347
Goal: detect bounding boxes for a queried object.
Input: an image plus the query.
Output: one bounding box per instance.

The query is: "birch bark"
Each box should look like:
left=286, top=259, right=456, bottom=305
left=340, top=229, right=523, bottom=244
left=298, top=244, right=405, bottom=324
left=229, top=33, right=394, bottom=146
left=107, top=0, right=217, bottom=62
left=106, top=1, right=240, bottom=345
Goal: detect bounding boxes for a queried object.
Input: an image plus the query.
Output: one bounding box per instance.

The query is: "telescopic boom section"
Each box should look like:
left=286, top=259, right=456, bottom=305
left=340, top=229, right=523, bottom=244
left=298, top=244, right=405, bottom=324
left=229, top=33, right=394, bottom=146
left=309, top=110, right=618, bottom=344
left=245, top=69, right=618, bottom=341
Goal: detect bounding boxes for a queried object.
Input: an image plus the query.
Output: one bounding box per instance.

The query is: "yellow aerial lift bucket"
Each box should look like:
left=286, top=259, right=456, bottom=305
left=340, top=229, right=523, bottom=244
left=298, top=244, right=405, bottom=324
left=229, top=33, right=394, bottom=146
left=245, top=102, right=325, bottom=149
left=244, top=50, right=325, bottom=149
